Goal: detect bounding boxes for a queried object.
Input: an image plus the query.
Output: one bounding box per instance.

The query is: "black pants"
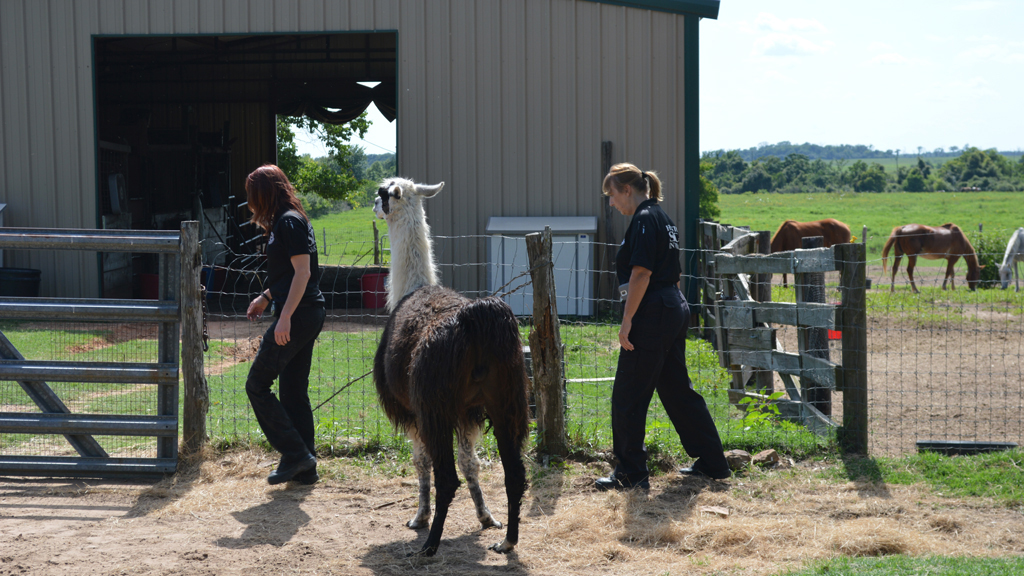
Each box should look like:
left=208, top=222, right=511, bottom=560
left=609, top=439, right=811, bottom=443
left=611, top=290, right=728, bottom=484
left=246, top=305, right=326, bottom=459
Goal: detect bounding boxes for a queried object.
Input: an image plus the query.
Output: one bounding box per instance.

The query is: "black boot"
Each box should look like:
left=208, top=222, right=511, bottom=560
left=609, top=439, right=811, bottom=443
left=268, top=453, right=316, bottom=485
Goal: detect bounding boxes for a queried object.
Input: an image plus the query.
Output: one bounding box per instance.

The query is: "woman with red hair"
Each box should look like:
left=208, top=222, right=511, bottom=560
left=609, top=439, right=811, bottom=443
left=244, top=164, right=326, bottom=485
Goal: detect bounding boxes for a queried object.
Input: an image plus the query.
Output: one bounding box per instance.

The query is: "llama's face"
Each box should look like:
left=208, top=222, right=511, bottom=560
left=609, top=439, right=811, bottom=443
left=374, top=178, right=445, bottom=220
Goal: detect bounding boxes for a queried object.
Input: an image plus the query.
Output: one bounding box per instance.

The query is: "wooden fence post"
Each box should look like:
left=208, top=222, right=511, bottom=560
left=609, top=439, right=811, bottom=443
left=753, top=230, right=774, bottom=393
left=372, top=220, right=380, bottom=266
left=526, top=227, right=568, bottom=457
left=180, top=221, right=208, bottom=456
left=799, top=236, right=831, bottom=416
left=836, top=243, right=868, bottom=453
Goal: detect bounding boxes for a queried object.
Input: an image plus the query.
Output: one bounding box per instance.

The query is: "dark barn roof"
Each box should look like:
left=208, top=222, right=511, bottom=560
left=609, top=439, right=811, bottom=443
left=586, top=0, right=720, bottom=18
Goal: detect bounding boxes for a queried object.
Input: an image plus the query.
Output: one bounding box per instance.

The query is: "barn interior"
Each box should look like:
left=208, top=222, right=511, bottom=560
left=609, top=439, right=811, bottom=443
left=93, top=32, right=396, bottom=298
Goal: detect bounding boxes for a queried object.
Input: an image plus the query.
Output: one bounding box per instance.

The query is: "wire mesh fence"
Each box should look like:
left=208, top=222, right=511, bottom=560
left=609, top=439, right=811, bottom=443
left=0, top=321, right=164, bottom=458
left=6, top=228, right=1017, bottom=461
left=196, top=233, right=760, bottom=459
left=699, top=221, right=1024, bottom=457
left=861, top=238, right=1024, bottom=456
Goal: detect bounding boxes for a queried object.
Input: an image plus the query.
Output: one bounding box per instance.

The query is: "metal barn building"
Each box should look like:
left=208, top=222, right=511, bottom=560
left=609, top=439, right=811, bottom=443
left=0, top=0, right=719, bottom=302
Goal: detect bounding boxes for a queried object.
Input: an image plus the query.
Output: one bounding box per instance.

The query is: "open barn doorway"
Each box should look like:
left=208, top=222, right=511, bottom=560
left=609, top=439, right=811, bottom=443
left=93, top=33, right=396, bottom=298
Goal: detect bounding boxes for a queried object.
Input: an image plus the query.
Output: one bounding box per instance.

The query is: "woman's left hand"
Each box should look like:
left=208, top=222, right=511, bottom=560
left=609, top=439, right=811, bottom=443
left=618, top=317, right=634, bottom=351
left=274, top=315, right=292, bottom=346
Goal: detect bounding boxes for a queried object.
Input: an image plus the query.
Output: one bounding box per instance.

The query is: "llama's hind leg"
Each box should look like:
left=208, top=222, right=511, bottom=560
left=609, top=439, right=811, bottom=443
left=407, top=434, right=432, bottom=529
left=487, top=426, right=526, bottom=554
left=458, top=426, right=501, bottom=529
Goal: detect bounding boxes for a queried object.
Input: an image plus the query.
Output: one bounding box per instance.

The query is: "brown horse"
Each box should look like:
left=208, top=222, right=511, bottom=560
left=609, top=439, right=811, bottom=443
left=770, top=218, right=852, bottom=287
left=881, top=223, right=983, bottom=293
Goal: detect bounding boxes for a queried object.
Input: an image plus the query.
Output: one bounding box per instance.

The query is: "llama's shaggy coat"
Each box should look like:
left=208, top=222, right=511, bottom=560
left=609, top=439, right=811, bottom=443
left=372, top=177, right=530, bottom=557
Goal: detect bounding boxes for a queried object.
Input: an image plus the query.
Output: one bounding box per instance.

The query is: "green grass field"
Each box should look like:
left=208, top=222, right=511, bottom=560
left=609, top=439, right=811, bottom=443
left=309, top=205, right=388, bottom=266
left=718, top=190, right=1024, bottom=263
left=782, top=555, right=1024, bottom=576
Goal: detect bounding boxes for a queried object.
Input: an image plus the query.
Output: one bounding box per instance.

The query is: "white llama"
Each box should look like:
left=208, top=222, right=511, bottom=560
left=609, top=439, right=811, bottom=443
left=371, top=177, right=529, bottom=557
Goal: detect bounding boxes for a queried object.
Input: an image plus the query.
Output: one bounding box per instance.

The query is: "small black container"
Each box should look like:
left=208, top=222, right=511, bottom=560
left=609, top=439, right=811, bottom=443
left=0, top=267, right=42, bottom=297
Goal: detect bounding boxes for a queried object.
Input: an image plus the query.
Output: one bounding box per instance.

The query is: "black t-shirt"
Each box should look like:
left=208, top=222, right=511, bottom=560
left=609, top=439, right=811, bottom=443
left=616, top=199, right=681, bottom=293
left=265, top=209, right=324, bottom=313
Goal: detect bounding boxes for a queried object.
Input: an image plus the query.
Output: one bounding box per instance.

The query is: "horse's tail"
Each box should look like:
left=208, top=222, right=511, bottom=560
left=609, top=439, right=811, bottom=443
left=881, top=226, right=900, bottom=272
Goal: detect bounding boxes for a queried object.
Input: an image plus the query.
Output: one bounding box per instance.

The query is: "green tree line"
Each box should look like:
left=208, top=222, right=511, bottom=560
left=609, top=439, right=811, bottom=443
left=702, top=147, right=1024, bottom=195
left=276, top=115, right=396, bottom=218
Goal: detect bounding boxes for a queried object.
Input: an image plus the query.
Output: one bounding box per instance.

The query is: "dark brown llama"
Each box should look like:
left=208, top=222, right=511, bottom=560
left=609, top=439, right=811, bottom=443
left=373, top=178, right=530, bottom=557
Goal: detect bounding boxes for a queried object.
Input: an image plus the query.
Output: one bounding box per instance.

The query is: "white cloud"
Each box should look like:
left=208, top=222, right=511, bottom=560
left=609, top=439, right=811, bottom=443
left=865, top=53, right=930, bottom=66
left=753, top=33, right=830, bottom=57
left=952, top=1, right=1003, bottom=11
left=753, top=13, right=827, bottom=33
left=956, top=43, right=1024, bottom=63
left=868, top=41, right=892, bottom=51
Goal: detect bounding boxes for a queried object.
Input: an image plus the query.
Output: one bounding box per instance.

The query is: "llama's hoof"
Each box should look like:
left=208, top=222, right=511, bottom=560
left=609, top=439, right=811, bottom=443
left=407, top=517, right=429, bottom=529
left=479, top=515, right=502, bottom=530
left=488, top=539, right=515, bottom=554
left=408, top=544, right=438, bottom=558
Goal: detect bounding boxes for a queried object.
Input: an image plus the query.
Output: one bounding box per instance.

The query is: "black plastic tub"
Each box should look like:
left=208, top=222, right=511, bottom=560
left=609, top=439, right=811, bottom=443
left=0, top=267, right=41, bottom=297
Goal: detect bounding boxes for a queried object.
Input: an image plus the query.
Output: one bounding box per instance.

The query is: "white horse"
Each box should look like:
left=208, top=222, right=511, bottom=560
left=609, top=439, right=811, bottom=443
left=999, top=227, right=1024, bottom=291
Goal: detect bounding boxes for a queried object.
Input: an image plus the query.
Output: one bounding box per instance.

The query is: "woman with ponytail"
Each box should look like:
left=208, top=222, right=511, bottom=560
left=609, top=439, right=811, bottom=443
left=595, top=163, right=730, bottom=491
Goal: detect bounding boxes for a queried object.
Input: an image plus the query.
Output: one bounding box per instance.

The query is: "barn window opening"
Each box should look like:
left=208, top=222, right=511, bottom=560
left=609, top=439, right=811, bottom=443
left=93, top=32, right=396, bottom=298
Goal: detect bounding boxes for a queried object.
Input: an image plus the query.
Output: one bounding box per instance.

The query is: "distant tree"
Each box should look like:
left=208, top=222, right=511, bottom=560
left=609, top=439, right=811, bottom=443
left=916, top=157, right=931, bottom=178
left=698, top=161, right=721, bottom=220
left=276, top=117, right=302, bottom=177
left=741, top=163, right=773, bottom=193
left=848, top=160, right=887, bottom=192
left=904, top=169, right=926, bottom=192
left=276, top=113, right=372, bottom=201
left=940, top=147, right=1012, bottom=187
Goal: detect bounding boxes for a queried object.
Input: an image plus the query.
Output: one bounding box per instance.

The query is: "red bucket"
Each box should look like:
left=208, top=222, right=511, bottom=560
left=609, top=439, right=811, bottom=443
left=140, top=273, right=159, bottom=300
left=360, top=272, right=389, bottom=309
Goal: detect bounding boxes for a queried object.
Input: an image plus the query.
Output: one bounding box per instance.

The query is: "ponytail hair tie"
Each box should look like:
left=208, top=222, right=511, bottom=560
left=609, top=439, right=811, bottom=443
left=640, top=171, right=648, bottom=180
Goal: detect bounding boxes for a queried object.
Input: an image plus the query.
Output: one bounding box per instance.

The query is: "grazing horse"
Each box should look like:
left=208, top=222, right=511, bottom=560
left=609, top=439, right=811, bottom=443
left=372, top=178, right=530, bottom=557
left=999, top=227, right=1024, bottom=291
left=881, top=223, right=982, bottom=293
left=770, top=218, right=852, bottom=287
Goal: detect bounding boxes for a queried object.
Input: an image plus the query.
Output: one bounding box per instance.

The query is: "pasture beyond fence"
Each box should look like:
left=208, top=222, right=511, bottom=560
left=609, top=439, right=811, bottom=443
left=2, top=223, right=1021, bottom=465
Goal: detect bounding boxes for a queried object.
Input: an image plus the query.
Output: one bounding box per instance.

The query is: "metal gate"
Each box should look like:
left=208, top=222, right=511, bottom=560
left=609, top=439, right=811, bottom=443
left=0, top=227, right=192, bottom=477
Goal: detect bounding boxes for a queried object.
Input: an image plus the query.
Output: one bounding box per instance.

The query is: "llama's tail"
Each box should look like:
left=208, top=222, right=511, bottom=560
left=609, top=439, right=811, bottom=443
left=457, top=297, right=531, bottom=449
left=881, top=227, right=900, bottom=272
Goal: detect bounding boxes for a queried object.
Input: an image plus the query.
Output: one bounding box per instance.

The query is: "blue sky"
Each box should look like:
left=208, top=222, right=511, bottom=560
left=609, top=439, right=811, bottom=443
left=700, top=0, right=1024, bottom=154
left=295, top=0, right=1024, bottom=159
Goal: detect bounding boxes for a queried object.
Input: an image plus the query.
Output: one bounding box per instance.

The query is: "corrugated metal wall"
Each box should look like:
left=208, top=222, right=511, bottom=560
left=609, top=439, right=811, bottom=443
left=0, top=0, right=689, bottom=297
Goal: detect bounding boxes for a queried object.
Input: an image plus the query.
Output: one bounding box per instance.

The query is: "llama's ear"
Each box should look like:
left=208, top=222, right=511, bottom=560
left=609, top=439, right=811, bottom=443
left=415, top=182, right=445, bottom=198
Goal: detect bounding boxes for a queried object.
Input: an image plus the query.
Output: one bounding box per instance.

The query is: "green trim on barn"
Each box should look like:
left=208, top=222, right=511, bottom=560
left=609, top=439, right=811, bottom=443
left=584, top=0, right=720, bottom=19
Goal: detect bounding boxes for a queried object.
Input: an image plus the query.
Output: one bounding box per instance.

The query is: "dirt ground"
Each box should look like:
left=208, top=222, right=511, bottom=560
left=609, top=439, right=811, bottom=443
left=2, top=454, right=1023, bottom=576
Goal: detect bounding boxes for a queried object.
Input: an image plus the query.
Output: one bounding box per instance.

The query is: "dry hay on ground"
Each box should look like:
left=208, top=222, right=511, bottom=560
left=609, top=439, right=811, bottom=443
left=1, top=456, right=1021, bottom=576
